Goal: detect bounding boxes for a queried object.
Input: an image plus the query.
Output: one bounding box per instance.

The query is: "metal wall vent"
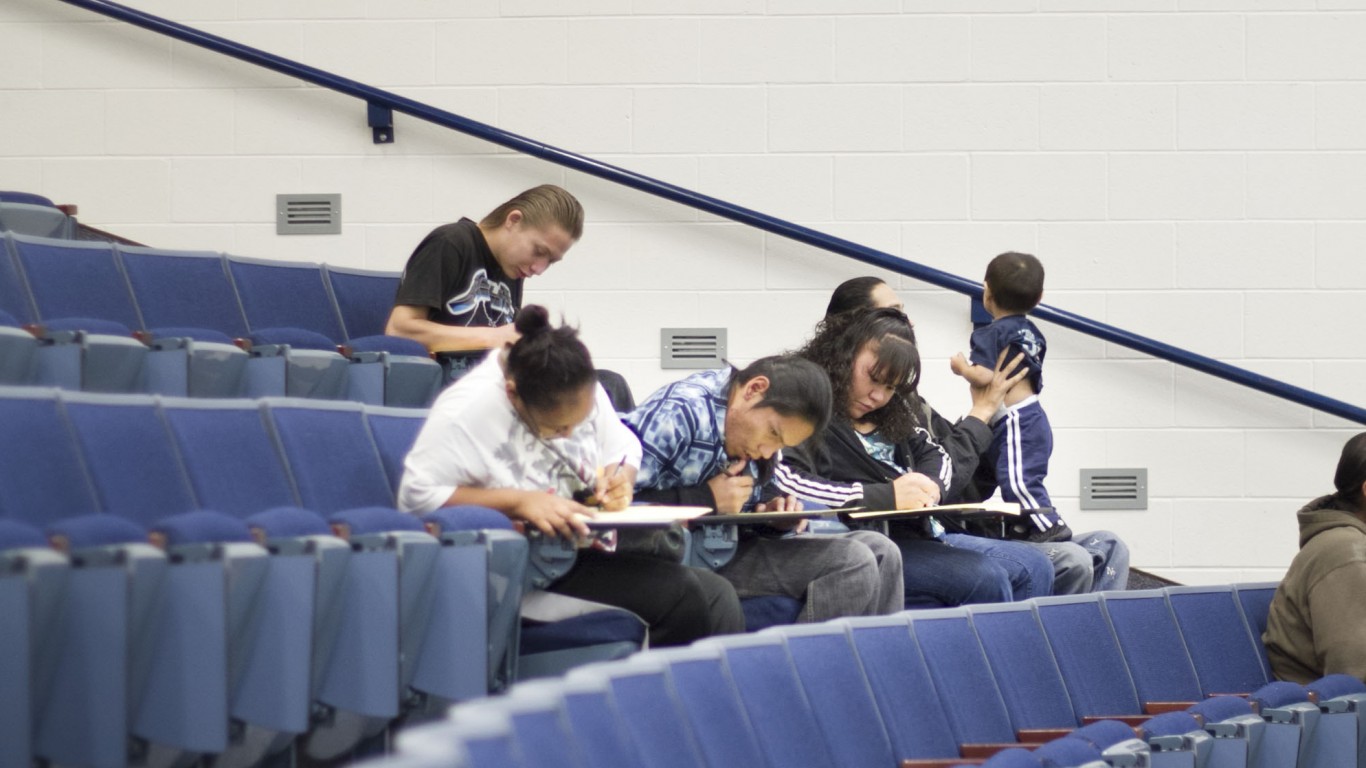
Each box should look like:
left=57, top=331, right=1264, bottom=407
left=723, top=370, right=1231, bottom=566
left=276, top=193, right=341, bottom=235
left=1080, top=468, right=1148, bottom=510
left=661, top=328, right=727, bottom=370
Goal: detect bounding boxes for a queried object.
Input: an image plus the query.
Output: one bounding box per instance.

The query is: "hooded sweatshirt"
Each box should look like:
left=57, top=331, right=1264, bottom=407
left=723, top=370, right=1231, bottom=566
left=1263, top=494, right=1366, bottom=684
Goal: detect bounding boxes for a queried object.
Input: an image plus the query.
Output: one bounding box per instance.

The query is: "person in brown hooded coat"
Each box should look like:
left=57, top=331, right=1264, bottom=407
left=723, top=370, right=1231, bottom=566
left=1264, top=432, right=1366, bottom=684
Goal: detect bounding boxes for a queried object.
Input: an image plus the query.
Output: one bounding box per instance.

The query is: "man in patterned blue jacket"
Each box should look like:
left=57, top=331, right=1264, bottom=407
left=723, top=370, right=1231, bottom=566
left=623, top=354, right=905, bottom=623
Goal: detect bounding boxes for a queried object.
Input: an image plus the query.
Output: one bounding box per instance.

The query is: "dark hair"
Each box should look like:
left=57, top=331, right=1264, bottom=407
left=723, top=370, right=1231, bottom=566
left=730, top=355, right=832, bottom=439
left=826, top=276, right=887, bottom=318
left=1334, top=432, right=1366, bottom=507
left=985, top=251, right=1045, bottom=314
left=504, top=305, right=595, bottom=411
left=800, top=307, right=922, bottom=442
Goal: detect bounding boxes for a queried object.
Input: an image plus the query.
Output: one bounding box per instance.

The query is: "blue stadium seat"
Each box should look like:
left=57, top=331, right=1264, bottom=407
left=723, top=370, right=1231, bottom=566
left=60, top=391, right=311, bottom=765
left=0, top=519, right=62, bottom=768
left=1140, top=711, right=1213, bottom=768
left=4, top=234, right=149, bottom=392
left=1304, top=674, right=1366, bottom=768
left=223, top=255, right=351, bottom=399
left=1031, top=594, right=1145, bottom=722
left=839, top=614, right=963, bottom=761
left=324, top=265, right=442, bottom=408
left=701, top=632, right=841, bottom=768
left=770, top=622, right=898, bottom=767
left=904, top=608, right=1022, bottom=749
left=1251, top=680, right=1323, bottom=768
left=263, top=398, right=488, bottom=710
left=158, top=396, right=392, bottom=760
left=583, top=654, right=710, bottom=768
left=115, top=246, right=251, bottom=397
left=648, top=644, right=769, bottom=768
left=1100, top=590, right=1205, bottom=710
left=1232, top=582, right=1279, bottom=682
left=1164, top=585, right=1270, bottom=697
left=967, top=601, right=1080, bottom=734
left=229, top=255, right=422, bottom=404
left=364, top=403, right=427, bottom=494
left=555, top=668, right=648, bottom=767
left=1188, top=695, right=1266, bottom=768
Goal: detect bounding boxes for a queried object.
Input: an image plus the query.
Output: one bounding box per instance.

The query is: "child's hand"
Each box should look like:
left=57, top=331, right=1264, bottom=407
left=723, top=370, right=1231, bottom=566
left=950, top=352, right=971, bottom=377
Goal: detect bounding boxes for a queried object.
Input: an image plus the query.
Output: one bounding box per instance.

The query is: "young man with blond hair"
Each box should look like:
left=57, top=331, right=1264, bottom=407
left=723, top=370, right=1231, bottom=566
left=387, top=184, right=584, bottom=383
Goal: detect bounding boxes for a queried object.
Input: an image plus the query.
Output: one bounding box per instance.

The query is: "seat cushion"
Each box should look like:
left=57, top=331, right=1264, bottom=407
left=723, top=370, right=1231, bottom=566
left=347, top=334, right=429, bottom=357
left=520, top=609, right=648, bottom=655
left=153, top=510, right=254, bottom=546
left=741, top=595, right=804, bottom=632
left=247, top=326, right=338, bottom=352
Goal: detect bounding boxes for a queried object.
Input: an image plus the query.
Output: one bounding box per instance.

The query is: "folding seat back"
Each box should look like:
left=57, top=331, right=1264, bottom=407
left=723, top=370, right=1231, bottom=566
left=701, top=633, right=840, bottom=768
left=493, top=681, right=589, bottom=768
left=59, top=392, right=198, bottom=527
left=589, top=656, right=709, bottom=768
left=264, top=399, right=395, bottom=511
left=159, top=397, right=300, bottom=515
left=324, top=265, right=401, bottom=342
left=440, top=709, right=527, bottom=768
left=648, top=645, right=768, bottom=768
left=227, top=256, right=346, bottom=342
left=0, top=234, right=39, bottom=324
left=61, top=392, right=310, bottom=763
left=1100, top=590, right=1204, bottom=708
left=0, top=387, right=102, bottom=527
left=1233, top=582, right=1279, bottom=681
left=1031, top=594, right=1143, bottom=721
left=116, top=246, right=248, bottom=339
left=771, top=623, right=897, bottom=767
left=6, top=235, right=149, bottom=392
left=322, top=265, right=441, bottom=407
left=904, top=608, right=1019, bottom=746
left=968, top=602, right=1079, bottom=730
left=556, top=670, right=647, bottom=768
left=1164, top=586, right=1269, bottom=696
left=365, top=404, right=428, bottom=494
left=1252, top=680, right=1322, bottom=768
left=838, top=615, right=961, bottom=760
left=1304, top=674, right=1366, bottom=768
left=10, top=234, right=141, bottom=331
left=264, top=399, right=502, bottom=710
left=0, top=520, right=50, bottom=768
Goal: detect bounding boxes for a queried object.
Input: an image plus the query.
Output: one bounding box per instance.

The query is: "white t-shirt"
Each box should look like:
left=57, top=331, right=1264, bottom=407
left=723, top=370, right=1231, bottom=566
left=397, top=352, right=643, bottom=515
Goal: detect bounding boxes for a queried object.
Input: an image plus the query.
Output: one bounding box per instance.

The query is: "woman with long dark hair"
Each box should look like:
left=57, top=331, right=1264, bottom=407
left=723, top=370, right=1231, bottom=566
left=781, top=307, right=1055, bottom=605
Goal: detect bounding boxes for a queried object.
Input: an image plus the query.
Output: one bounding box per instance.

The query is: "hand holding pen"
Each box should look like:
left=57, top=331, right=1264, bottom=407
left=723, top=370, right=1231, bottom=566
left=592, top=455, right=636, bottom=512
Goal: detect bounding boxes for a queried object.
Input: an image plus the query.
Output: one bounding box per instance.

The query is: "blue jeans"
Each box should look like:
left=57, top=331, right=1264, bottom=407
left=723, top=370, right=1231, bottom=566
left=893, top=536, right=1015, bottom=608
left=942, top=533, right=1055, bottom=600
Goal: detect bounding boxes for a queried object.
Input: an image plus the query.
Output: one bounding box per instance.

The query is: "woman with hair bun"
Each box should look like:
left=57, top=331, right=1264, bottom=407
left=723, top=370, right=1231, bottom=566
left=1265, top=432, right=1366, bottom=683
left=399, top=305, right=743, bottom=646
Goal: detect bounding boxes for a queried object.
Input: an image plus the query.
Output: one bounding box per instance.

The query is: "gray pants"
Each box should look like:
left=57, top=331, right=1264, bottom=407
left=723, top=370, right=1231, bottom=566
left=716, top=530, right=904, bottom=623
left=1032, top=529, right=1131, bottom=594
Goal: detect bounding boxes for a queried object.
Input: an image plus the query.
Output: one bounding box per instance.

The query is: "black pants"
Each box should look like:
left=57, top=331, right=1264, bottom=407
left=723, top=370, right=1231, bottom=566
left=549, top=550, right=745, bottom=647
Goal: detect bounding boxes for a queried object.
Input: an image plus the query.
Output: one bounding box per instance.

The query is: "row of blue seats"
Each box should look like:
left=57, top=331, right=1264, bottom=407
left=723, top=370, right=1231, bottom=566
left=0, top=386, right=650, bottom=768
left=379, top=585, right=1365, bottom=768
left=0, top=231, right=441, bottom=407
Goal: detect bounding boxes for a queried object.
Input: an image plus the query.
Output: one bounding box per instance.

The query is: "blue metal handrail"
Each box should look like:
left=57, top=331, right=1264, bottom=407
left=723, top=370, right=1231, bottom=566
left=57, top=0, right=1366, bottom=425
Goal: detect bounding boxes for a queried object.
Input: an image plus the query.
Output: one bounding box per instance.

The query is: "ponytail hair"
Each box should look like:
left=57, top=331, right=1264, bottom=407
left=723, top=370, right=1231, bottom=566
left=1334, top=432, right=1366, bottom=508
left=504, top=305, right=596, bottom=411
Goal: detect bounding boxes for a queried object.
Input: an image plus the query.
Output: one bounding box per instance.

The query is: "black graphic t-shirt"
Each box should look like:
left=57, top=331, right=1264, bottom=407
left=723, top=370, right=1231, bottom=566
left=394, top=218, right=522, bottom=336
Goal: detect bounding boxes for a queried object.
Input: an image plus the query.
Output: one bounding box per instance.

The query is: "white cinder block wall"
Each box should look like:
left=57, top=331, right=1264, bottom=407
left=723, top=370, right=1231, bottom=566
left=4, top=0, right=1364, bottom=585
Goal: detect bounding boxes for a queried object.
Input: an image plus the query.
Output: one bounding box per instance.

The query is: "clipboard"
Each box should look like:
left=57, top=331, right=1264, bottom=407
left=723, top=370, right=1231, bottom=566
left=844, top=501, right=1021, bottom=520
left=580, top=505, right=714, bottom=530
